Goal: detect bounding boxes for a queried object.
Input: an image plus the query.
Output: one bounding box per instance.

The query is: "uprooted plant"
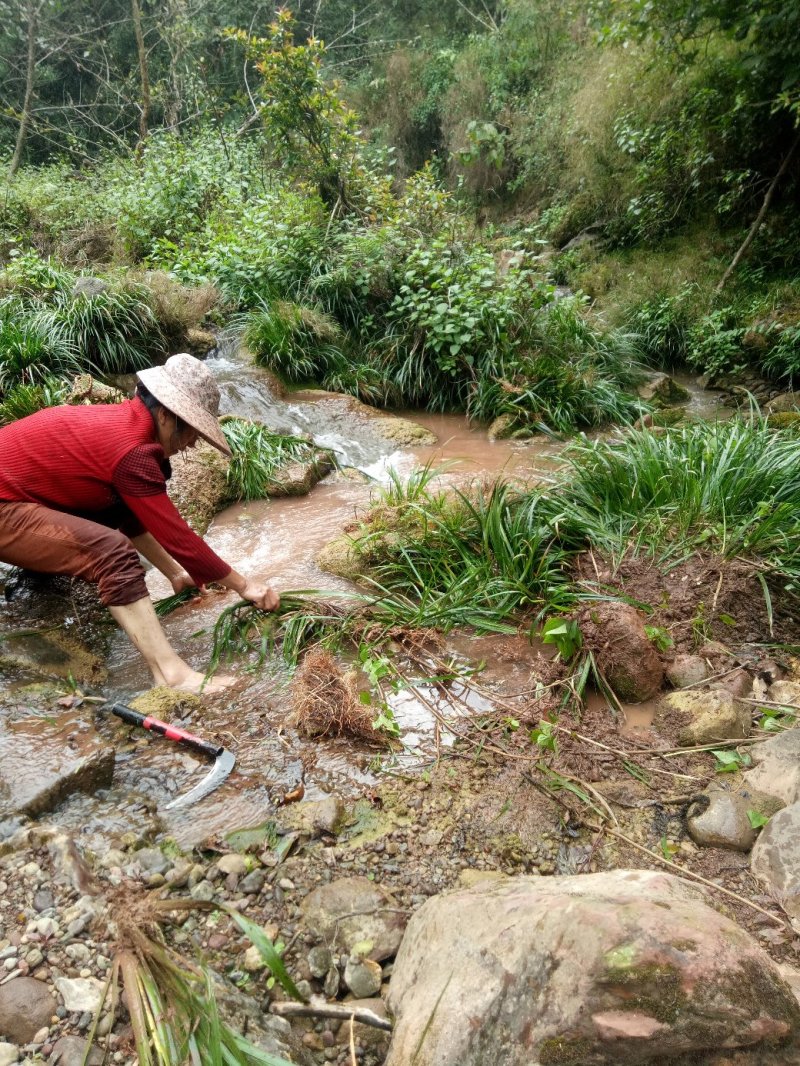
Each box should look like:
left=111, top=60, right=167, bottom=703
left=87, top=892, right=304, bottom=1066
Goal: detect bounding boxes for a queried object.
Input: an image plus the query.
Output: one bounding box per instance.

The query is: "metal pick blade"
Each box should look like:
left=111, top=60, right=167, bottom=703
left=164, top=748, right=235, bottom=811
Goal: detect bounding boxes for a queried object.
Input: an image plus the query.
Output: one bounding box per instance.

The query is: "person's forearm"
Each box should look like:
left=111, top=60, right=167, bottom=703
left=131, top=532, right=185, bottom=582
left=217, top=568, right=248, bottom=595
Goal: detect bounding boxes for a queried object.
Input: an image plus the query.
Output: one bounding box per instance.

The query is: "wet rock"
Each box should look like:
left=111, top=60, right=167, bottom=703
left=344, top=956, right=383, bottom=998
left=742, top=730, right=800, bottom=808
left=637, top=373, right=691, bottom=407
left=217, top=854, right=248, bottom=876
left=0, top=976, right=55, bottom=1043
left=280, top=797, right=344, bottom=838
left=366, top=415, right=436, bottom=447
left=686, top=790, right=757, bottom=851
left=49, top=1035, right=103, bottom=1065
left=487, top=415, right=517, bottom=441
left=266, top=451, right=335, bottom=497
left=0, top=711, right=114, bottom=820
left=656, top=689, right=750, bottom=745
left=0, top=630, right=106, bottom=685
left=578, top=602, right=664, bottom=702
left=0, top=1044, right=18, bottom=1066
left=128, top=687, right=202, bottom=718
left=316, top=535, right=366, bottom=582
left=54, top=976, right=104, bottom=1015
left=186, top=327, right=217, bottom=355
left=300, top=877, right=407, bottom=962
left=766, top=391, right=800, bottom=414
left=240, top=868, right=266, bottom=894
left=133, top=847, right=170, bottom=874
left=385, top=870, right=800, bottom=1066
left=752, top=802, right=800, bottom=927
left=665, top=654, right=709, bottom=689
left=308, top=946, right=332, bottom=978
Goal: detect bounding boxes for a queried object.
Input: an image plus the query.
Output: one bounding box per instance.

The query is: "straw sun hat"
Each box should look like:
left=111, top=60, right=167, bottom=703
left=136, top=353, right=232, bottom=458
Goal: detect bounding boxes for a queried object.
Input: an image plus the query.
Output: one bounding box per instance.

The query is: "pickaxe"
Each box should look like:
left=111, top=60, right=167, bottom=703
left=110, top=703, right=235, bottom=810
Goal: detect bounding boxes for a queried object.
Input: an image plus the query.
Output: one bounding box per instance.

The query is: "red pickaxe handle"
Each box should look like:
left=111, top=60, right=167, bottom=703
left=111, top=703, right=223, bottom=759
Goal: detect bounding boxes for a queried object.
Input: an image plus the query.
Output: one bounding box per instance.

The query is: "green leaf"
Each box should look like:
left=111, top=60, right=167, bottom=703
left=224, top=908, right=306, bottom=1001
left=747, top=809, right=769, bottom=829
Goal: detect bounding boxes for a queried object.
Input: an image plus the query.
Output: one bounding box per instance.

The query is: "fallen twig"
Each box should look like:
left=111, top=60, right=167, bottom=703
left=271, top=999, right=392, bottom=1031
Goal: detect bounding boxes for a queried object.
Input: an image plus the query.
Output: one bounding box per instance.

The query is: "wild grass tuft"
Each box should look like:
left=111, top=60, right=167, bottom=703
left=0, top=376, right=67, bottom=423
left=221, top=418, right=331, bottom=501
left=548, top=414, right=800, bottom=581
left=0, top=300, right=80, bottom=392
left=241, top=299, right=345, bottom=384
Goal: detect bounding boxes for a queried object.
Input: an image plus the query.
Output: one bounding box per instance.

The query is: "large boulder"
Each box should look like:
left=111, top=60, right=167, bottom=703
left=752, top=801, right=800, bottom=928
left=741, top=730, right=800, bottom=808
left=385, top=870, right=800, bottom=1066
left=655, top=689, right=750, bottom=745
left=578, top=602, right=664, bottom=703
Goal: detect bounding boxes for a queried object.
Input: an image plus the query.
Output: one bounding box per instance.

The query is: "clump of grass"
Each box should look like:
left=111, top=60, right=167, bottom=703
left=0, top=301, right=79, bottom=392
left=241, top=298, right=345, bottom=383
left=207, top=591, right=354, bottom=673
left=548, top=413, right=800, bottom=581
left=153, top=588, right=197, bottom=617
left=291, top=647, right=375, bottom=739
left=0, top=375, right=67, bottom=423
left=221, top=417, right=331, bottom=501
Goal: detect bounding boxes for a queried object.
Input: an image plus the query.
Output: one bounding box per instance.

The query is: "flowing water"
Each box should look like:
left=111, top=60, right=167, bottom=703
left=0, top=348, right=727, bottom=848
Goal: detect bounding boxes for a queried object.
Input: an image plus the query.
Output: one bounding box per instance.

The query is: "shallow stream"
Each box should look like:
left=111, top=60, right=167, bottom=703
left=1, top=348, right=729, bottom=851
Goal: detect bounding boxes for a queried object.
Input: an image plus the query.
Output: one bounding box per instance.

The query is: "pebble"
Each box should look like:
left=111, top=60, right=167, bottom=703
left=240, top=870, right=266, bottom=894
left=0, top=1044, right=19, bottom=1066
left=308, top=945, right=332, bottom=978
left=217, top=854, right=248, bottom=877
left=243, top=946, right=265, bottom=972
left=32, top=891, right=54, bottom=913
left=189, top=881, right=215, bottom=902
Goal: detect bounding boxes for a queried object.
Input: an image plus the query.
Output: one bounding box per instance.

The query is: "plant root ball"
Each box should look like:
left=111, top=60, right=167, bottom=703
left=291, top=648, right=376, bottom=740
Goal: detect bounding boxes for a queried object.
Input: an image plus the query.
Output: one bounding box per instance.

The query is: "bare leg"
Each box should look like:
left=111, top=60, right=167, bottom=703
left=109, top=596, right=234, bottom=695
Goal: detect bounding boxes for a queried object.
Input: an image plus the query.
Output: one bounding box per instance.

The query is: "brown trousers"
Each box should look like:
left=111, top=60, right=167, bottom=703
left=0, top=501, right=147, bottom=606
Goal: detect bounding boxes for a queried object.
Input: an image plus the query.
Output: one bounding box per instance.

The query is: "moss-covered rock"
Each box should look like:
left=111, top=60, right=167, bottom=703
left=129, top=686, right=203, bottom=717
left=316, top=534, right=368, bottom=581
left=637, top=374, right=691, bottom=408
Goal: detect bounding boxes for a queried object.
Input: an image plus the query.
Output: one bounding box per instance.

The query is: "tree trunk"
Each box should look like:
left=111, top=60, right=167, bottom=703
left=131, top=0, right=150, bottom=147
left=716, top=134, right=800, bottom=294
left=9, top=0, right=39, bottom=177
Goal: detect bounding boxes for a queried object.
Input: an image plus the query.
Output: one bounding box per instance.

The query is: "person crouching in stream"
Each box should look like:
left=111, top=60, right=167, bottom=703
left=0, top=353, right=279, bottom=694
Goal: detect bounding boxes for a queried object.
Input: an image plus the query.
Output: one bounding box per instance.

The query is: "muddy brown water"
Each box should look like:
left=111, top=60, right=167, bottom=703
left=0, top=350, right=722, bottom=850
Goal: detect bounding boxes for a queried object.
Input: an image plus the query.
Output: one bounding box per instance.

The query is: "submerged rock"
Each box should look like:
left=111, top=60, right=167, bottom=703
left=686, top=789, right=757, bottom=851
left=0, top=629, right=105, bottom=686
left=385, top=869, right=800, bottom=1066
left=656, top=689, right=750, bottom=745
left=0, top=709, right=114, bottom=819
left=637, top=373, right=691, bottom=407
left=578, top=602, right=664, bottom=702
left=299, top=876, right=407, bottom=962
left=265, top=451, right=335, bottom=497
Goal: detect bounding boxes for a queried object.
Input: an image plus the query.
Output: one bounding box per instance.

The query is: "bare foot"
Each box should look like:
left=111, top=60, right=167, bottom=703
left=170, top=669, right=237, bottom=695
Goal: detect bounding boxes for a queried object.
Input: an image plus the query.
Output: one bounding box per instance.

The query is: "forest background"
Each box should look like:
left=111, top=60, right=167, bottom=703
left=0, top=0, right=798, bottom=430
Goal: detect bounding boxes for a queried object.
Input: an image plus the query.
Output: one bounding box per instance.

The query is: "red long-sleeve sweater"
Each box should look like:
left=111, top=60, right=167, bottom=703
left=0, top=397, right=231, bottom=587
